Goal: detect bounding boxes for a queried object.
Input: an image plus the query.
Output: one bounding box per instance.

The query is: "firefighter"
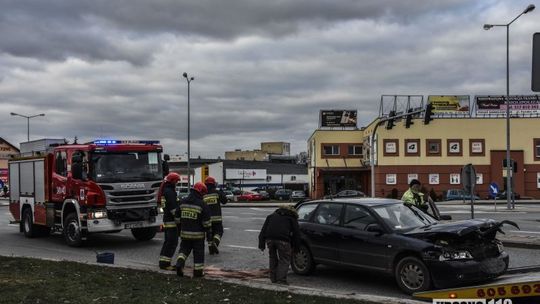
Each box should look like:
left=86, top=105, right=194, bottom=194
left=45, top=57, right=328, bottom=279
left=176, top=182, right=212, bottom=277
left=158, top=172, right=181, bottom=270
left=203, top=176, right=227, bottom=255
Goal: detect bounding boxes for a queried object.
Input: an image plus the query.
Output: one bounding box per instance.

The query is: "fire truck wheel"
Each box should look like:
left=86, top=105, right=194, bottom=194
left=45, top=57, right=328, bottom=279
left=22, top=208, right=36, bottom=238
left=63, top=213, right=83, bottom=247
left=131, top=227, right=158, bottom=241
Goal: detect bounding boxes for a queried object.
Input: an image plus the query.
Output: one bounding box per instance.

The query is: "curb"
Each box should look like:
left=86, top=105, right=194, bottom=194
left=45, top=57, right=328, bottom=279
left=506, top=265, right=540, bottom=275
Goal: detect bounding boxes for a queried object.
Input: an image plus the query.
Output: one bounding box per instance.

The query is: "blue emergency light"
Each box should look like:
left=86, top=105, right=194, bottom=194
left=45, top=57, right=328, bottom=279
left=93, top=139, right=160, bottom=145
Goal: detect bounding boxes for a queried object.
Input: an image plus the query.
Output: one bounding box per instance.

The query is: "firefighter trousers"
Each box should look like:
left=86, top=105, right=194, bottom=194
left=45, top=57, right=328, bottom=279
left=176, top=238, right=205, bottom=276
left=159, top=225, right=178, bottom=268
left=209, top=221, right=224, bottom=247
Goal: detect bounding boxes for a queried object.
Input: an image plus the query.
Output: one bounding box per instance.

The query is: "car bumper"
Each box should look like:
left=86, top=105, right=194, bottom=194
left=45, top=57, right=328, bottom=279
left=87, top=214, right=162, bottom=232
left=426, top=252, right=509, bottom=288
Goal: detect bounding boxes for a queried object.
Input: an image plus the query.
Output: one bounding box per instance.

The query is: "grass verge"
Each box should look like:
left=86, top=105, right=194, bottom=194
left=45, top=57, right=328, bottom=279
left=0, top=256, right=376, bottom=304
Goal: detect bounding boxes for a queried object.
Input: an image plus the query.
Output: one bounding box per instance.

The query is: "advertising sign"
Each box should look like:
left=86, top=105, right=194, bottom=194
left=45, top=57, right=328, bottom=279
left=427, top=95, right=470, bottom=114
left=225, top=169, right=267, bottom=180
left=0, top=169, right=7, bottom=184
left=476, top=95, right=540, bottom=115
left=320, top=110, right=357, bottom=127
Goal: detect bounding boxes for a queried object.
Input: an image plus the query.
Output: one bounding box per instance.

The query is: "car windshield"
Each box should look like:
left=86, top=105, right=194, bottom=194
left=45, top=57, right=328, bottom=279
left=91, top=151, right=162, bottom=182
left=372, top=203, right=437, bottom=232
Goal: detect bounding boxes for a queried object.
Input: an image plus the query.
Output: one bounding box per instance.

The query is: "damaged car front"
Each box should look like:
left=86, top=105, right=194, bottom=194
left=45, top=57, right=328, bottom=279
left=405, top=217, right=517, bottom=288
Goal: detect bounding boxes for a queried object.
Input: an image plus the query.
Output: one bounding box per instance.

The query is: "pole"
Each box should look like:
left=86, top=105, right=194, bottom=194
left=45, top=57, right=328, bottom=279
left=505, top=25, right=512, bottom=210
left=187, top=79, right=191, bottom=190
left=26, top=117, right=30, bottom=142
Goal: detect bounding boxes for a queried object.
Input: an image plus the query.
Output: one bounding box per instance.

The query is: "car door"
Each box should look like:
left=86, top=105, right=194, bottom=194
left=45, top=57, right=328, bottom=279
left=336, top=204, right=393, bottom=271
left=300, top=202, right=343, bottom=263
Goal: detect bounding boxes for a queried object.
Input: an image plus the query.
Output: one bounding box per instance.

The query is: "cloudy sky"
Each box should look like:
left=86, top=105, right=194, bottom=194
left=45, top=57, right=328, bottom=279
left=1, top=0, right=538, bottom=158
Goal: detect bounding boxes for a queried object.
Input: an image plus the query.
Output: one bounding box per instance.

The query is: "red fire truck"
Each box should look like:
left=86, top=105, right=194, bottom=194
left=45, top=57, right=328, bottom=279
left=9, top=139, right=165, bottom=246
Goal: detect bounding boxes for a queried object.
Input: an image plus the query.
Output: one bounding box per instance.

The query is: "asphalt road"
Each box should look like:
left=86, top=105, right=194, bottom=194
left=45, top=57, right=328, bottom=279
left=1, top=204, right=539, bottom=301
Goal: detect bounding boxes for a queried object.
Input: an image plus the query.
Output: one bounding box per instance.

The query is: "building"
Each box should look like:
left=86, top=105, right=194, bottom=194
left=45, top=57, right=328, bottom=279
left=308, top=97, right=540, bottom=200
left=225, top=142, right=290, bottom=161
left=0, top=138, right=20, bottom=186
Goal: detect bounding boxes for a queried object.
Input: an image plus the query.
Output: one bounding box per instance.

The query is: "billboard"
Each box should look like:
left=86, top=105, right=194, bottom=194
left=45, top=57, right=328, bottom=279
left=427, top=95, right=470, bottom=114
left=320, top=110, right=357, bottom=128
left=476, top=95, right=540, bottom=115
left=225, top=169, right=267, bottom=180
left=533, top=32, right=540, bottom=92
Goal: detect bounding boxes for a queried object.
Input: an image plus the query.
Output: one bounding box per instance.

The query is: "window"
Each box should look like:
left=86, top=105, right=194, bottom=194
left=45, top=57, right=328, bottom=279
left=426, top=139, right=441, bottom=156
left=534, top=139, right=540, bottom=161
left=323, top=145, right=340, bottom=156
left=405, top=139, right=420, bottom=156
left=291, top=176, right=296, bottom=181
left=297, top=204, right=317, bottom=222
left=348, top=145, right=362, bottom=156
left=447, top=139, right=463, bottom=156
left=343, top=205, right=376, bottom=230
left=383, top=139, right=399, bottom=156
left=55, top=151, right=67, bottom=177
left=266, top=176, right=272, bottom=182
left=313, top=203, right=342, bottom=225
left=469, top=139, right=485, bottom=156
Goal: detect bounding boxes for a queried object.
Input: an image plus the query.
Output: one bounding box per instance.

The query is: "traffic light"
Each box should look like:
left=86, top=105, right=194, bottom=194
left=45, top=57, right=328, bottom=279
left=423, top=103, right=434, bottom=124
left=386, top=111, right=396, bottom=130
left=405, top=109, right=414, bottom=128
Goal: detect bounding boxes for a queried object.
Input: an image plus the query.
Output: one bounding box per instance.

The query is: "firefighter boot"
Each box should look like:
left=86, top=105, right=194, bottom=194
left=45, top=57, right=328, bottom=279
left=176, top=255, right=186, bottom=277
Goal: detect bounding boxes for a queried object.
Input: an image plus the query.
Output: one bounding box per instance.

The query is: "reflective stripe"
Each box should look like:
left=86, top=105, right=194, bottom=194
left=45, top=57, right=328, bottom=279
left=163, top=223, right=177, bottom=228
left=163, top=221, right=176, bottom=225
left=159, top=256, right=172, bottom=262
left=194, top=263, right=204, bottom=270
left=180, top=232, right=205, bottom=239
left=213, top=234, right=221, bottom=241
left=210, top=216, right=222, bottom=222
left=181, top=204, right=202, bottom=211
left=203, top=221, right=211, bottom=228
left=177, top=253, right=187, bottom=261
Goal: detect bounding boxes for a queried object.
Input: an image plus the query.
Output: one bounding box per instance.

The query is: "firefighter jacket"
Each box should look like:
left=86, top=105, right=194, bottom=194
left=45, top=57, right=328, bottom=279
left=161, top=183, right=179, bottom=228
left=258, top=206, right=301, bottom=250
left=401, top=188, right=428, bottom=210
left=203, top=184, right=226, bottom=223
left=179, top=190, right=212, bottom=240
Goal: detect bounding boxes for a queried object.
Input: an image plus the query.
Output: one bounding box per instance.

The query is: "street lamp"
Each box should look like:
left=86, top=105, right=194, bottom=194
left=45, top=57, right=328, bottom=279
left=182, top=72, right=195, bottom=190
left=10, top=112, right=46, bottom=142
left=484, top=4, right=535, bottom=210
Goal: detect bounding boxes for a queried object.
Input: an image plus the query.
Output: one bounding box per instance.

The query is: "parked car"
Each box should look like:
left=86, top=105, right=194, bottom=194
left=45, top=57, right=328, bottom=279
left=223, top=190, right=234, bottom=202
left=237, top=191, right=264, bottom=201
left=324, top=189, right=366, bottom=199
left=176, top=187, right=190, bottom=200
left=257, top=190, right=270, bottom=200
left=274, top=189, right=292, bottom=200
left=445, top=189, right=480, bottom=201
left=290, top=190, right=306, bottom=201
left=292, top=198, right=513, bottom=294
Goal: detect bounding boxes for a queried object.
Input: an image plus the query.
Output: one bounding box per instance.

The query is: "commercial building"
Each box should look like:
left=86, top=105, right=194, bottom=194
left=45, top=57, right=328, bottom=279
left=308, top=97, right=540, bottom=200
left=0, top=138, right=20, bottom=186
left=225, top=142, right=290, bottom=161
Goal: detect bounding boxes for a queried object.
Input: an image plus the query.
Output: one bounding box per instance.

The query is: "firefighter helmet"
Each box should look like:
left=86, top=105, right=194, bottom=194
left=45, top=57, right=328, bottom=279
left=165, top=172, right=181, bottom=184
left=193, top=182, right=208, bottom=195
left=204, top=176, right=216, bottom=185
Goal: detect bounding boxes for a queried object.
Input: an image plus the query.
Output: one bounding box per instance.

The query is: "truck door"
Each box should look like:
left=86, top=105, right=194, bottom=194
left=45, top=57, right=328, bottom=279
left=68, top=150, right=87, bottom=203
left=51, top=150, right=68, bottom=202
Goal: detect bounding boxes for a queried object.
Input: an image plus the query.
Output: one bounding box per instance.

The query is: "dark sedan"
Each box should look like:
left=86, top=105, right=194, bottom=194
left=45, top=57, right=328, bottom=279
left=292, top=198, right=513, bottom=294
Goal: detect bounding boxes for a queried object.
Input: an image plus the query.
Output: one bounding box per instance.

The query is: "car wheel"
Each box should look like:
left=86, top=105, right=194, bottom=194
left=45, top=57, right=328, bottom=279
left=395, top=256, right=431, bottom=294
left=131, top=227, right=158, bottom=241
left=63, top=213, right=83, bottom=247
left=291, top=244, right=315, bottom=275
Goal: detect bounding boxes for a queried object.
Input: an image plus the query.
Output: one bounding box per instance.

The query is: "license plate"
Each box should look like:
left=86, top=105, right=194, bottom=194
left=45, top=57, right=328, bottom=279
left=125, top=222, right=144, bottom=229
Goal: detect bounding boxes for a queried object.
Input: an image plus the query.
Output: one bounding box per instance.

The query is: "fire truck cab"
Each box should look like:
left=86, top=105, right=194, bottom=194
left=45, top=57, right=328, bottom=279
left=9, top=139, right=165, bottom=246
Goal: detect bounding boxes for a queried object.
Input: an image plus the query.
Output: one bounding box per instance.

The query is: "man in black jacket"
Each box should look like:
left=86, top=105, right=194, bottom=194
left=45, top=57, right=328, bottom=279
left=258, top=205, right=300, bottom=285
left=158, top=172, right=181, bottom=270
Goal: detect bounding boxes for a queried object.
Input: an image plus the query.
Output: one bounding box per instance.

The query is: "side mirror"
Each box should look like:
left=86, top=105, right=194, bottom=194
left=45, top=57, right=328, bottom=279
left=366, top=223, right=385, bottom=235
left=439, top=215, right=452, bottom=221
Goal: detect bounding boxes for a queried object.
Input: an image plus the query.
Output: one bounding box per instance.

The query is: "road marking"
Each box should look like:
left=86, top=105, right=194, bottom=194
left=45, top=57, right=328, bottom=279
left=509, top=230, right=540, bottom=235
left=244, top=229, right=260, bottom=232
left=226, top=245, right=258, bottom=250
left=8, top=224, right=18, bottom=227
left=249, top=208, right=267, bottom=212
left=223, top=215, right=239, bottom=219
left=240, top=212, right=258, bottom=215
left=251, top=217, right=267, bottom=220
left=223, top=227, right=230, bottom=230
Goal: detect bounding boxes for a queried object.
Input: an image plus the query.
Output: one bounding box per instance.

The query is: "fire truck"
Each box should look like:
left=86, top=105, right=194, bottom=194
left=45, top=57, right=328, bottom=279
left=8, top=139, right=165, bottom=246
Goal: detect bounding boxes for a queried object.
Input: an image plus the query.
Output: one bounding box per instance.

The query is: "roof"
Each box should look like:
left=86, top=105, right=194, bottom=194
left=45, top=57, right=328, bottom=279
left=0, top=137, right=20, bottom=152
left=222, top=160, right=307, bottom=175
left=301, top=198, right=401, bottom=206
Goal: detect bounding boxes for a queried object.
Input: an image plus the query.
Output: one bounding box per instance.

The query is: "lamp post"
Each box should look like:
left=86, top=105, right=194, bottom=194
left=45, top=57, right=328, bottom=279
left=484, top=4, right=535, bottom=210
left=10, top=112, right=45, bottom=142
left=182, top=72, right=195, bottom=190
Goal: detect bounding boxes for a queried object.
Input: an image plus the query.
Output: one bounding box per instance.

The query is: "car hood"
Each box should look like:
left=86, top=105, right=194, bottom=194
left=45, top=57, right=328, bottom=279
left=404, top=219, right=519, bottom=240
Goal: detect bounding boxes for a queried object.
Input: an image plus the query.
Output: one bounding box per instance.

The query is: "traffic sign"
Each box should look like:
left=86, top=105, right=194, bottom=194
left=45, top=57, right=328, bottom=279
left=461, top=164, right=476, bottom=193
left=489, top=182, right=499, bottom=198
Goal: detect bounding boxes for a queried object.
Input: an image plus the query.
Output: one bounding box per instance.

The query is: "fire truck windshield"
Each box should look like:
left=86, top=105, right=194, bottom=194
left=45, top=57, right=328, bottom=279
left=90, top=151, right=162, bottom=183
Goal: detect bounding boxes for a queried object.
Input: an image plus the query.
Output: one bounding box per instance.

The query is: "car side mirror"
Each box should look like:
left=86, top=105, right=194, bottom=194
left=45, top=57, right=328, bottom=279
left=366, top=223, right=384, bottom=235
left=439, top=215, right=452, bottom=221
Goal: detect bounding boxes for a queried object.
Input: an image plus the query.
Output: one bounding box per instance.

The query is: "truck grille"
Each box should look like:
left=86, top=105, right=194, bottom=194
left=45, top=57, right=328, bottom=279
left=100, top=182, right=159, bottom=208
